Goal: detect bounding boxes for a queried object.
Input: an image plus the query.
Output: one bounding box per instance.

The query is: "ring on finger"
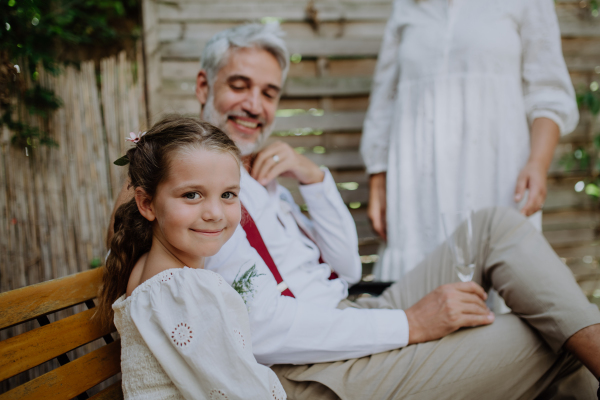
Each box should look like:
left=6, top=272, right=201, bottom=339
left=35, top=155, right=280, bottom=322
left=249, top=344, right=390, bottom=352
left=272, top=154, right=280, bottom=163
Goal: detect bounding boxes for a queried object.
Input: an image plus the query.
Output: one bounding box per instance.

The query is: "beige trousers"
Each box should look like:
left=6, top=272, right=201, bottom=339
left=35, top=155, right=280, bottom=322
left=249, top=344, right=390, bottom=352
left=272, top=207, right=600, bottom=399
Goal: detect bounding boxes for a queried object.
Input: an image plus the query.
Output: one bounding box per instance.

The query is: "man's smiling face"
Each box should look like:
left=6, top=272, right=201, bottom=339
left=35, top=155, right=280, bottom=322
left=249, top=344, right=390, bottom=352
left=197, top=46, right=282, bottom=155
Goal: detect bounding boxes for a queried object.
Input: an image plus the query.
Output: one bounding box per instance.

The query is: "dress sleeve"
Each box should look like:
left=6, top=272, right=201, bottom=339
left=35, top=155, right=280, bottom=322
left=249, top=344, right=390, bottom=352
left=129, top=269, right=286, bottom=400
left=520, top=0, right=579, bottom=135
left=360, top=0, right=402, bottom=174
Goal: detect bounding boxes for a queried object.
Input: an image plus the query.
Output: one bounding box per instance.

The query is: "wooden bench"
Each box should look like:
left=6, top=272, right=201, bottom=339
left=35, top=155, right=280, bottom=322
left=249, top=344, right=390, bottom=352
left=0, top=268, right=123, bottom=400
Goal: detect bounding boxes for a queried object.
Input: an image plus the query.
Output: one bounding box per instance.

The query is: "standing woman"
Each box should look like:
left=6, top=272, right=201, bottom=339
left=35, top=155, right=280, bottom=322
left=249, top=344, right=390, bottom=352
left=361, top=0, right=579, bottom=281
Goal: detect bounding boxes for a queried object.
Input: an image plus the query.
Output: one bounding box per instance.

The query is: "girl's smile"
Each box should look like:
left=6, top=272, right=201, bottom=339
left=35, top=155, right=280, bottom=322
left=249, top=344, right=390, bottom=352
left=136, top=147, right=242, bottom=269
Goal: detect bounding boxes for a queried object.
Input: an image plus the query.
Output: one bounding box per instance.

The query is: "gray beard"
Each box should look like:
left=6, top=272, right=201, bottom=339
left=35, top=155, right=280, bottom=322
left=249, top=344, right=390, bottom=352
left=201, top=93, right=274, bottom=156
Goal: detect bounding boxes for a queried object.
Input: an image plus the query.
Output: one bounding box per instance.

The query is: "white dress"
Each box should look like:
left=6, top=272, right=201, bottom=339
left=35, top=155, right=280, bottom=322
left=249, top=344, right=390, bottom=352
left=112, top=267, right=286, bottom=400
left=360, top=0, right=579, bottom=281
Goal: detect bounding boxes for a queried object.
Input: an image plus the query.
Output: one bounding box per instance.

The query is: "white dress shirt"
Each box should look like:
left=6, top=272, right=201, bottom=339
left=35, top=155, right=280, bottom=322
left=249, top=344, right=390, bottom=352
left=205, top=168, right=409, bottom=366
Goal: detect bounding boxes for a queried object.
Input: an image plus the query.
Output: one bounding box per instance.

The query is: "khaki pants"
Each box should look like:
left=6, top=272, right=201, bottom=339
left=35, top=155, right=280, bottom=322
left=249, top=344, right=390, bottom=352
left=272, top=207, right=600, bottom=399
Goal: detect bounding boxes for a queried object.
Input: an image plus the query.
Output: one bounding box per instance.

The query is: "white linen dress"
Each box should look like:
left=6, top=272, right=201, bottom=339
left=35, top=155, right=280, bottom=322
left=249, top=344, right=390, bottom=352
left=360, top=0, right=579, bottom=281
left=112, top=267, right=286, bottom=400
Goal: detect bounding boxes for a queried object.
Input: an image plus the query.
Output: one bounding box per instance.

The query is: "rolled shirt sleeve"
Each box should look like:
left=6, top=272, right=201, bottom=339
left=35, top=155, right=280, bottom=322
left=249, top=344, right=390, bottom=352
left=520, top=0, right=579, bottom=135
left=296, top=168, right=362, bottom=285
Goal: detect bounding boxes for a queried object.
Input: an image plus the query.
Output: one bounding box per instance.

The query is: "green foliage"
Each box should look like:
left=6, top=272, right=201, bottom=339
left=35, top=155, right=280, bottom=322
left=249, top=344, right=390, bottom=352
left=232, top=265, right=264, bottom=305
left=559, top=146, right=590, bottom=172
left=577, top=89, right=600, bottom=117
left=0, top=0, right=139, bottom=151
left=1, top=0, right=139, bottom=72
left=24, top=84, right=62, bottom=117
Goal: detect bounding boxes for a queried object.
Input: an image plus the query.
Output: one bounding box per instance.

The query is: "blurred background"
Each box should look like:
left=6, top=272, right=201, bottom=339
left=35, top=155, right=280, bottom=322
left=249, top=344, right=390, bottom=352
left=1, top=0, right=600, bottom=300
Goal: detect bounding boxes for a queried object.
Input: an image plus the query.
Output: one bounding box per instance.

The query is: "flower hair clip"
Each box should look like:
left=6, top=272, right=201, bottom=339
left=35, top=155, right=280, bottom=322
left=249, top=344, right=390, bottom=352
left=113, top=131, right=147, bottom=166
left=125, top=131, right=146, bottom=144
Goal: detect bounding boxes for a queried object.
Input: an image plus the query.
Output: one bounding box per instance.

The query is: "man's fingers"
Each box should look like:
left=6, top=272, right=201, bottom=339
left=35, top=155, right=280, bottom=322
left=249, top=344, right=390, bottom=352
left=251, top=142, right=284, bottom=180
left=454, top=281, right=487, bottom=300
left=459, top=312, right=495, bottom=328
left=458, top=300, right=490, bottom=316
left=456, top=291, right=489, bottom=312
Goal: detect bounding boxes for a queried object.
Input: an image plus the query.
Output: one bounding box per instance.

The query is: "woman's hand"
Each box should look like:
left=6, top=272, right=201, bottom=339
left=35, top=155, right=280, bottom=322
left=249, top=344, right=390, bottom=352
left=514, top=160, right=547, bottom=217
left=514, top=117, right=561, bottom=217
left=368, top=173, right=387, bottom=240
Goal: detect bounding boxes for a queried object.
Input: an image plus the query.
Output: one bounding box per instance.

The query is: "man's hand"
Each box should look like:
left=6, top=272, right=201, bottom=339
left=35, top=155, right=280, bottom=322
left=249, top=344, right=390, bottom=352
left=252, top=141, right=324, bottom=185
left=405, top=282, right=494, bottom=345
left=368, top=173, right=387, bottom=240
left=514, top=160, right=547, bottom=217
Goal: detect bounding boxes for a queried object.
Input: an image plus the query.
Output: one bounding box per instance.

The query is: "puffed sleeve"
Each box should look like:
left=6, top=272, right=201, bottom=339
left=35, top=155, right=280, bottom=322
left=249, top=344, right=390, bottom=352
left=520, top=0, right=579, bottom=135
left=129, top=268, right=286, bottom=400
left=360, top=0, right=402, bottom=174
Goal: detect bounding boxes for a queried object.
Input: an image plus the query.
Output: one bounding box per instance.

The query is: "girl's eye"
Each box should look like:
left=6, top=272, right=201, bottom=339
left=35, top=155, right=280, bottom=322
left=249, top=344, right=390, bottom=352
left=184, top=192, right=200, bottom=200
left=221, top=192, right=237, bottom=200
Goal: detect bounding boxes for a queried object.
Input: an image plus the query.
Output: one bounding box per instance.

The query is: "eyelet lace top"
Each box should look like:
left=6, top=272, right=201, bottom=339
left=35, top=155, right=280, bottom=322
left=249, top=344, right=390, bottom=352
left=112, top=267, right=286, bottom=400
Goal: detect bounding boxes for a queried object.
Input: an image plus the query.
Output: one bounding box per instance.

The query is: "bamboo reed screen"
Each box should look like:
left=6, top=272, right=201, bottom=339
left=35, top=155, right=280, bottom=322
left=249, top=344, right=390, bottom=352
left=0, top=50, right=147, bottom=294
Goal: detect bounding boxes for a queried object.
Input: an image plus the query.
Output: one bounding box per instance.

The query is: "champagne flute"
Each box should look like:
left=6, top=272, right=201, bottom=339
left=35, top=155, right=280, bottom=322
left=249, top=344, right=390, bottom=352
left=441, top=210, right=476, bottom=282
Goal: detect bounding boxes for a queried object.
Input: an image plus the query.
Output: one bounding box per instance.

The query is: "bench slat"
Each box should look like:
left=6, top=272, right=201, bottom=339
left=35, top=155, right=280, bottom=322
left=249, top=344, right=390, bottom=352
left=0, top=308, right=115, bottom=381
left=0, top=339, right=121, bottom=400
left=88, top=381, right=123, bottom=400
left=0, top=268, right=104, bottom=330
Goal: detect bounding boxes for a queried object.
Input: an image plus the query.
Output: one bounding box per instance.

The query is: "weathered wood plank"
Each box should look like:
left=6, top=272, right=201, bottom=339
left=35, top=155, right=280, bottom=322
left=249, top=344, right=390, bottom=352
left=88, top=380, right=123, bottom=400
left=275, top=111, right=365, bottom=132
left=163, top=76, right=373, bottom=97
left=159, top=21, right=387, bottom=43
left=157, top=2, right=393, bottom=22
left=0, top=340, right=121, bottom=400
left=162, top=68, right=590, bottom=100
left=161, top=37, right=383, bottom=59
left=556, top=4, right=600, bottom=38
left=0, top=308, right=114, bottom=382
left=0, top=268, right=103, bottom=330
left=155, top=1, right=600, bottom=39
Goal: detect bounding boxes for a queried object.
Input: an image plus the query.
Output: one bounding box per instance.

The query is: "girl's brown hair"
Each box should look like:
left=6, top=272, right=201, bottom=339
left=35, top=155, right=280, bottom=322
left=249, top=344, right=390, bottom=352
left=97, top=115, right=241, bottom=327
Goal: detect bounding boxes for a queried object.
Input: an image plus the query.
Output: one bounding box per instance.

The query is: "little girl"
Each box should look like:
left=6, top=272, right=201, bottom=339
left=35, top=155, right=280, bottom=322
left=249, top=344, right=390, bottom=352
left=97, top=116, right=286, bottom=400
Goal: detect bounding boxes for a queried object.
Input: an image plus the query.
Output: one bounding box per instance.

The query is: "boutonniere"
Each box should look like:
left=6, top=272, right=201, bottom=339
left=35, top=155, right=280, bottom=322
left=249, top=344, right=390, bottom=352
left=232, top=264, right=264, bottom=310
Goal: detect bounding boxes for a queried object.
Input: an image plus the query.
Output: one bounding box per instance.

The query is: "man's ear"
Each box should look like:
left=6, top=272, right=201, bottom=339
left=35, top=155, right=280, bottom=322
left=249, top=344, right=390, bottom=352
left=135, top=188, right=156, bottom=222
left=196, top=70, right=209, bottom=107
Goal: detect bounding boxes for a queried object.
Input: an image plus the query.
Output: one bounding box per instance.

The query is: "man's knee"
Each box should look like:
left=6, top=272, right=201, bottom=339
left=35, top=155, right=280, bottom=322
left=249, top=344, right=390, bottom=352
left=474, top=206, right=531, bottom=238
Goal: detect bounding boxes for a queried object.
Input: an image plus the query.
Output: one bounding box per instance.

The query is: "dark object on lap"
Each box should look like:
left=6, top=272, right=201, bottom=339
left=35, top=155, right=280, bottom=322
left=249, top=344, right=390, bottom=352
left=349, top=281, right=394, bottom=296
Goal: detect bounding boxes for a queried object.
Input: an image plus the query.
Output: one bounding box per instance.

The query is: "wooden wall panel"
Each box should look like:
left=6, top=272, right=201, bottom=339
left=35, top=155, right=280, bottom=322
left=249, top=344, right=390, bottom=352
left=144, top=0, right=600, bottom=249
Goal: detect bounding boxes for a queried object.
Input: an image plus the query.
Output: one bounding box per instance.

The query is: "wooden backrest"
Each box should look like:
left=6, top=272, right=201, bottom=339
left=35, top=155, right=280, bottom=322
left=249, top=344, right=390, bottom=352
left=0, top=268, right=123, bottom=400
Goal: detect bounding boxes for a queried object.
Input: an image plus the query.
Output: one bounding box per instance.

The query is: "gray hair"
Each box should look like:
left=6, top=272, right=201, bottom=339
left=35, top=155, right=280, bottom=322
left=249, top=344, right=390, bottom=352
left=200, top=23, right=290, bottom=86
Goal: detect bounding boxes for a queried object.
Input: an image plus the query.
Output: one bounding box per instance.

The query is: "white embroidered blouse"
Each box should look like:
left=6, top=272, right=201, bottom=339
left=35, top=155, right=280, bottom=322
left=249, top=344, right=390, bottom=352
left=112, top=267, right=286, bottom=400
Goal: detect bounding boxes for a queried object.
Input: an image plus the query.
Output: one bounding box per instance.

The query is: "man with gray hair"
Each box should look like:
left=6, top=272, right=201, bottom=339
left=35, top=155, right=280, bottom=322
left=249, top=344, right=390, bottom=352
left=108, top=23, right=600, bottom=399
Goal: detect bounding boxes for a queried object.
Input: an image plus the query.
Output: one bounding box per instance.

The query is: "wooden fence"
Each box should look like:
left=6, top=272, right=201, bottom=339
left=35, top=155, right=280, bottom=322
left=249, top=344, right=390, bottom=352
left=143, top=0, right=600, bottom=267
left=0, top=52, right=146, bottom=294
left=0, top=51, right=145, bottom=392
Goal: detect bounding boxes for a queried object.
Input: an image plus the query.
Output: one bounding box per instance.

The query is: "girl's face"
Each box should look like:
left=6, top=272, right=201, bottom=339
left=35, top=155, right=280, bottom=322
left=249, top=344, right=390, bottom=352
left=144, top=147, right=241, bottom=263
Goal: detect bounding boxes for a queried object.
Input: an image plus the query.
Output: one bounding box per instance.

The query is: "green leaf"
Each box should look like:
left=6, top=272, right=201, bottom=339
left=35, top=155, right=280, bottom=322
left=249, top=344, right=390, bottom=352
left=113, top=155, right=129, bottom=166
left=585, top=183, right=600, bottom=198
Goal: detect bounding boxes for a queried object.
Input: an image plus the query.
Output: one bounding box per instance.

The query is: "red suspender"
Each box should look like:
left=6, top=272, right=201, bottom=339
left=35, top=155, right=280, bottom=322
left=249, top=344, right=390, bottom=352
left=240, top=203, right=339, bottom=298
left=241, top=204, right=295, bottom=298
